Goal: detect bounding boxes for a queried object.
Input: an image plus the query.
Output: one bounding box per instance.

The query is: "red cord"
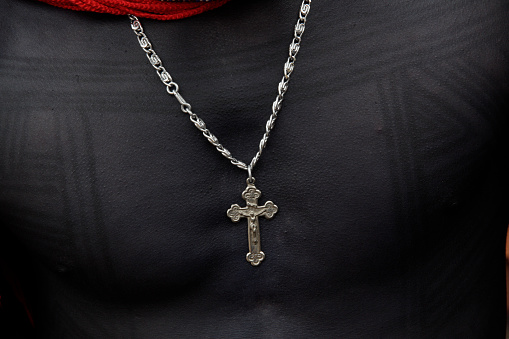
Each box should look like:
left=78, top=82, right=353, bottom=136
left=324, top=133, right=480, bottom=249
left=36, top=0, right=232, bottom=20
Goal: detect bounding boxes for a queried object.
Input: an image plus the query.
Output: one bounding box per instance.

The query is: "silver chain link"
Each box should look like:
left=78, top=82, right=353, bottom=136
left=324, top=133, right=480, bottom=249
left=128, top=0, right=311, bottom=173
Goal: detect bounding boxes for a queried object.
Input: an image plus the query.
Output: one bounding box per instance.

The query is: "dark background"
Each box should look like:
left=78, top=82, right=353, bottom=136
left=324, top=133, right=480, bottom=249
left=1, top=0, right=508, bottom=337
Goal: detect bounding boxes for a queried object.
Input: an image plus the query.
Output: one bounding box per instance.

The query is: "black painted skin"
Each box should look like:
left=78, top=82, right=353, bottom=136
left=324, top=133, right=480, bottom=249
left=1, top=0, right=508, bottom=337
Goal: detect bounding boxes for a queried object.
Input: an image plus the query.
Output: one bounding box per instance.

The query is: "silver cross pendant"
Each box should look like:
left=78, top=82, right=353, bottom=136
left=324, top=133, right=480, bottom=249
left=227, top=178, right=278, bottom=266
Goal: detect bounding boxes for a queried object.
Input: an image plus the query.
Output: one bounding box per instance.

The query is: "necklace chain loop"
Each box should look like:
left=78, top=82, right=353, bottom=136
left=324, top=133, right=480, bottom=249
left=129, top=0, right=311, bottom=172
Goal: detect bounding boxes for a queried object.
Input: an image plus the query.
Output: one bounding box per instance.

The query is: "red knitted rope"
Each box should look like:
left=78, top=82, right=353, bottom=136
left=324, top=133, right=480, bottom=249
left=37, top=0, right=232, bottom=20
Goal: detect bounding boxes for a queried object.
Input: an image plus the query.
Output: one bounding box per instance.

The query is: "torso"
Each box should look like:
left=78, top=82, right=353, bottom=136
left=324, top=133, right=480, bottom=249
left=1, top=0, right=508, bottom=337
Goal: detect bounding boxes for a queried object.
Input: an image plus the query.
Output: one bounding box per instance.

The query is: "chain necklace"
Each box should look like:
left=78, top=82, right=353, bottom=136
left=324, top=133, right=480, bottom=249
left=129, top=0, right=311, bottom=266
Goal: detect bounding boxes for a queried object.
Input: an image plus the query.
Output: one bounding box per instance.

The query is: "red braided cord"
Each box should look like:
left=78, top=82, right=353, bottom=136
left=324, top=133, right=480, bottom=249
left=36, top=0, right=232, bottom=20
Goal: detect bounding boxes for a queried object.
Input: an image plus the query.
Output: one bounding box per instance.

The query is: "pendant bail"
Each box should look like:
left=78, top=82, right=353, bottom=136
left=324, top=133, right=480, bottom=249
left=247, top=165, right=254, bottom=184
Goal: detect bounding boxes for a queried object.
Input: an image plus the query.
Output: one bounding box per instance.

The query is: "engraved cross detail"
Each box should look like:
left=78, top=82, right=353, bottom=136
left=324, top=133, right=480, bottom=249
left=227, top=179, right=278, bottom=266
